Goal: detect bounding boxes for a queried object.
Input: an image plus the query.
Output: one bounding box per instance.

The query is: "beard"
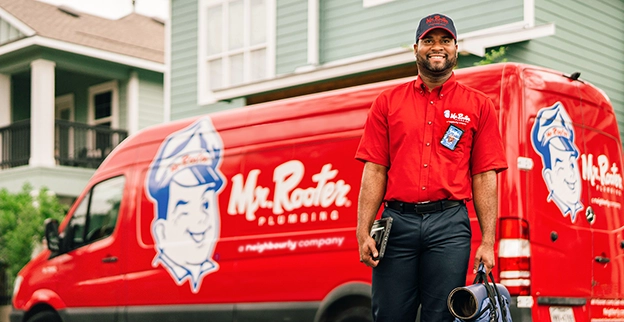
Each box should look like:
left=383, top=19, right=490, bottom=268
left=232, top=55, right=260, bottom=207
left=417, top=53, right=457, bottom=78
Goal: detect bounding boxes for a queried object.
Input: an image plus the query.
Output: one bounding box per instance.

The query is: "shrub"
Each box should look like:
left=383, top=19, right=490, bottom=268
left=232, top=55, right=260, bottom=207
left=0, top=183, right=67, bottom=294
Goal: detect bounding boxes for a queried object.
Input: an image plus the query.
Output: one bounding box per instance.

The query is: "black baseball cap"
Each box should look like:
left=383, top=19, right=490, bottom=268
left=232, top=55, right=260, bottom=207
left=415, top=13, right=457, bottom=42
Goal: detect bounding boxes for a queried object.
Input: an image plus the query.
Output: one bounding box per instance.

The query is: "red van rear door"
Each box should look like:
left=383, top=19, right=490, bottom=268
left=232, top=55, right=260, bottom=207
left=523, top=67, right=592, bottom=320
left=577, top=81, right=624, bottom=319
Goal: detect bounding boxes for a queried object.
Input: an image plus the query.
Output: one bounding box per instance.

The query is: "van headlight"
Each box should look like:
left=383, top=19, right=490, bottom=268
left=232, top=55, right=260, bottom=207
left=13, top=275, right=23, bottom=299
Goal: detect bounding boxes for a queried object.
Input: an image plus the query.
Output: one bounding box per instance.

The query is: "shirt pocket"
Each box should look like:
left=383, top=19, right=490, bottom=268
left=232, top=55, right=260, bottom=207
left=436, top=124, right=470, bottom=164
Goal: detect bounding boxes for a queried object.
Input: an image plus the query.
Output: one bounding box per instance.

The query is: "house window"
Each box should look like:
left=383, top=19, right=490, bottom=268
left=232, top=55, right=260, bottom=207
left=199, top=0, right=275, bottom=102
left=88, top=81, right=119, bottom=159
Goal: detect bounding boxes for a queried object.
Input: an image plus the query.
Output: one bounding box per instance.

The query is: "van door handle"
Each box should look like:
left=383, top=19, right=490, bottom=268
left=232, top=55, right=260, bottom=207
left=102, top=256, right=118, bottom=263
left=595, top=256, right=610, bottom=264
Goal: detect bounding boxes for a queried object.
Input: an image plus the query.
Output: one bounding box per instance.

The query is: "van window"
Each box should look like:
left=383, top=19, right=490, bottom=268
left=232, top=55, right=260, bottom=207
left=64, top=176, right=126, bottom=250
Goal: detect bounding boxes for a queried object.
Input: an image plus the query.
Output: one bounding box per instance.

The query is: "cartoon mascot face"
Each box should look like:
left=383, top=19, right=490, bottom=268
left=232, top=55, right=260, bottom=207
left=146, top=117, right=225, bottom=292
left=531, top=102, right=583, bottom=222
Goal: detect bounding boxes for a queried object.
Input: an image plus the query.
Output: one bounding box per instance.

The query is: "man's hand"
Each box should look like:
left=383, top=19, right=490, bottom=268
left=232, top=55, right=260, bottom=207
left=473, top=243, right=495, bottom=274
left=357, top=232, right=379, bottom=267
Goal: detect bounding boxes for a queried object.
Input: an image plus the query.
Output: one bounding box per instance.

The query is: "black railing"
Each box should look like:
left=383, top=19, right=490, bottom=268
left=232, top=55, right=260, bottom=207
left=0, top=119, right=128, bottom=170
left=0, top=119, right=30, bottom=169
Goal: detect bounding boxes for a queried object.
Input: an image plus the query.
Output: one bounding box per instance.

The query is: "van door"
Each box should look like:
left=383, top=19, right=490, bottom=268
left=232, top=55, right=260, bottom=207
left=577, top=82, right=624, bottom=319
left=228, top=105, right=370, bottom=321
left=52, top=175, right=127, bottom=321
left=524, top=68, right=592, bottom=320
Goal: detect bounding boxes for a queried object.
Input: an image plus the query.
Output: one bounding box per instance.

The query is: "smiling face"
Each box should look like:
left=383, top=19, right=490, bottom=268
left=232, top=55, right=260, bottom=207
left=414, top=28, right=457, bottom=77
left=155, top=181, right=219, bottom=266
left=544, top=146, right=581, bottom=205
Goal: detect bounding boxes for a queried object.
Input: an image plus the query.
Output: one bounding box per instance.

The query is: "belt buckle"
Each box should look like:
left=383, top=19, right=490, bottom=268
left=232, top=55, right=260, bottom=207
left=416, top=200, right=438, bottom=213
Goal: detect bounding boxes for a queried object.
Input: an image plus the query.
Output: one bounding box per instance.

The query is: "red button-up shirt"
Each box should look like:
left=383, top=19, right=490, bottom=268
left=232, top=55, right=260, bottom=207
left=355, top=73, right=507, bottom=203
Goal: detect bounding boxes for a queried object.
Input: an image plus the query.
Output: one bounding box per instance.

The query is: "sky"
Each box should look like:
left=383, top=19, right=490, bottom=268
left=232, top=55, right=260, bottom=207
left=37, top=0, right=168, bottom=20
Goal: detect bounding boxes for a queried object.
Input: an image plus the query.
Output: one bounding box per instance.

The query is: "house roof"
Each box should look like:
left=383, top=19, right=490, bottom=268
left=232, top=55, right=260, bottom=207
left=0, top=0, right=164, bottom=64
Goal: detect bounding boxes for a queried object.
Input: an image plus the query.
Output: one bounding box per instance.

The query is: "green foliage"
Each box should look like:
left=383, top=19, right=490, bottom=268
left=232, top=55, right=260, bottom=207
left=474, top=46, right=508, bottom=66
left=0, top=183, right=68, bottom=293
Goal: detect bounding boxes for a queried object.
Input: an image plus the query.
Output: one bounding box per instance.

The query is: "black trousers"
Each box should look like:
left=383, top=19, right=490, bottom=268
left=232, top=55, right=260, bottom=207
left=372, top=203, right=471, bottom=322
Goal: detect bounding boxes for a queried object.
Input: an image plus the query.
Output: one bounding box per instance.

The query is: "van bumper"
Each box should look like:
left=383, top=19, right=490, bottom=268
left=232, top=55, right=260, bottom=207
left=9, top=308, right=25, bottom=322
left=510, top=297, right=532, bottom=321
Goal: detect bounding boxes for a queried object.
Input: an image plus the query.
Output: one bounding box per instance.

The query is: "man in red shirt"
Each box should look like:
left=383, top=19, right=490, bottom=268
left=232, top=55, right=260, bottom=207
left=355, top=13, right=508, bottom=321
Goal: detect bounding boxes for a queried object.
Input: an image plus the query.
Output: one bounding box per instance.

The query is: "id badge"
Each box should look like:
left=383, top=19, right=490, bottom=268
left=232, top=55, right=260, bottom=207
left=441, top=124, right=464, bottom=150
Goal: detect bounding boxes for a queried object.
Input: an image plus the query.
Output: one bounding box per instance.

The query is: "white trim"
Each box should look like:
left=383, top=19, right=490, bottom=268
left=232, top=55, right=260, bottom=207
left=266, top=0, right=276, bottom=79
left=307, top=0, right=319, bottom=66
left=459, top=23, right=555, bottom=56
left=362, top=0, right=395, bottom=8
left=127, top=71, right=139, bottom=135
left=164, top=0, right=171, bottom=123
left=0, top=36, right=165, bottom=73
left=0, top=7, right=36, bottom=36
left=54, top=93, right=75, bottom=121
left=0, top=73, right=10, bottom=127
left=88, top=80, right=119, bottom=128
left=524, top=0, right=535, bottom=28
left=55, top=93, right=75, bottom=159
left=197, top=0, right=276, bottom=105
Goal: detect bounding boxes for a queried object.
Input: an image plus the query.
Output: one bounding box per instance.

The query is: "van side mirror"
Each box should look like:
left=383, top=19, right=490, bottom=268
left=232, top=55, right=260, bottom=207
left=44, top=218, right=60, bottom=252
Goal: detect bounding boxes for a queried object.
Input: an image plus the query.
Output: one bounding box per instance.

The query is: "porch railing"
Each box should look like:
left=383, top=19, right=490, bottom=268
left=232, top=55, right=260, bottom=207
left=0, top=119, right=128, bottom=170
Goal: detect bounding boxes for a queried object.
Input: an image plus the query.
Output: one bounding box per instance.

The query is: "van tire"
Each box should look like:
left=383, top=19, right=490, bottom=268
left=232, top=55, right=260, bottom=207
left=27, top=311, right=61, bottom=322
left=333, top=305, right=372, bottom=322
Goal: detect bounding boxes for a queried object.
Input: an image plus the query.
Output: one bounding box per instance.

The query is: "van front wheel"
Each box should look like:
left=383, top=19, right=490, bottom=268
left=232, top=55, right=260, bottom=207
left=333, top=305, right=372, bottom=322
left=27, top=310, right=61, bottom=322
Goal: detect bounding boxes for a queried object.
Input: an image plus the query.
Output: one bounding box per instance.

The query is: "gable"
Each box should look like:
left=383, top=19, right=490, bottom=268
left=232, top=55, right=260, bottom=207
left=0, top=16, right=24, bottom=45
left=0, top=5, right=33, bottom=46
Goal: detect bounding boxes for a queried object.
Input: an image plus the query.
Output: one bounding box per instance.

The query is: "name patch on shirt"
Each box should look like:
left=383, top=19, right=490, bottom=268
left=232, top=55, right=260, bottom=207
left=441, top=124, right=464, bottom=150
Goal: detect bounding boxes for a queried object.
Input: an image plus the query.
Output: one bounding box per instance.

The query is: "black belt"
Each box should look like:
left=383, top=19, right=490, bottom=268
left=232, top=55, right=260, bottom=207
left=385, top=200, right=463, bottom=214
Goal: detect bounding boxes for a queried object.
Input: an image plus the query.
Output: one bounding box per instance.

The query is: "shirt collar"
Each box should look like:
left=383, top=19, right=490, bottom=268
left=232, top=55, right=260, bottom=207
left=414, top=72, right=457, bottom=97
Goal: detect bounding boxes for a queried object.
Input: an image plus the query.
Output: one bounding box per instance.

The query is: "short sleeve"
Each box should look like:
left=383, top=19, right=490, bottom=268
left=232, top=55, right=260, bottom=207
left=470, top=98, right=508, bottom=175
left=355, top=93, right=390, bottom=167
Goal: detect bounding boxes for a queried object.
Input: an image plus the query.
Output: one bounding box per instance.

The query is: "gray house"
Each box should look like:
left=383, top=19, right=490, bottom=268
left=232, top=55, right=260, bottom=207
left=169, top=0, right=623, bottom=141
left=0, top=0, right=165, bottom=202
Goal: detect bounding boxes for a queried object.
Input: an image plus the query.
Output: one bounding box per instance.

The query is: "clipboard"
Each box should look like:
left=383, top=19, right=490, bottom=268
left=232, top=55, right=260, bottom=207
left=369, top=217, right=393, bottom=260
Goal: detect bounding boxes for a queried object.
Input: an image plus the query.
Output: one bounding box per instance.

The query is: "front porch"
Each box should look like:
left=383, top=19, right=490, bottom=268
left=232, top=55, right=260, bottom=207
left=0, top=119, right=128, bottom=170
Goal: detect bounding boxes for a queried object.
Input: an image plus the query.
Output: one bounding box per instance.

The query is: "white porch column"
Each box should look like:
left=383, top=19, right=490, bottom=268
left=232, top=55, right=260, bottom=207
left=0, top=73, right=10, bottom=166
left=30, top=59, right=56, bottom=167
left=127, top=70, right=139, bottom=136
left=0, top=73, right=10, bottom=127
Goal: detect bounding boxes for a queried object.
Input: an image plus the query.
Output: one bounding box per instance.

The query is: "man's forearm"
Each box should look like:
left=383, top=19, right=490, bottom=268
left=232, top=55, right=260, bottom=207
left=357, top=162, right=388, bottom=242
left=472, top=170, right=497, bottom=246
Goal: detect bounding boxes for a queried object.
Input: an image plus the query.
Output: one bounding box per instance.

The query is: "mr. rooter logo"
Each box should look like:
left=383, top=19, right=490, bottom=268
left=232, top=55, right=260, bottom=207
left=426, top=15, right=448, bottom=26
left=227, top=160, right=352, bottom=226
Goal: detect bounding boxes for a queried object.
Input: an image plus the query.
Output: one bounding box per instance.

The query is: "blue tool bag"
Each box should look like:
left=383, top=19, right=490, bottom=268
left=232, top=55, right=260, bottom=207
left=447, top=263, right=513, bottom=322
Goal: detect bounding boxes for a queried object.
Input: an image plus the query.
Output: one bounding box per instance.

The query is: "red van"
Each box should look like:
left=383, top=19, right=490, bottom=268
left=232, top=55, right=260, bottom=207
left=10, top=63, right=624, bottom=322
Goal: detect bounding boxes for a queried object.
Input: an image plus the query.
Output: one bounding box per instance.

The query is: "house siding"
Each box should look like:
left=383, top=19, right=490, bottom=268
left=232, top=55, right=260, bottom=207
left=276, top=0, right=307, bottom=75
left=170, top=0, right=200, bottom=121
left=138, top=71, right=164, bottom=130
left=319, top=0, right=523, bottom=63
left=0, top=17, right=24, bottom=45
left=504, top=0, right=624, bottom=141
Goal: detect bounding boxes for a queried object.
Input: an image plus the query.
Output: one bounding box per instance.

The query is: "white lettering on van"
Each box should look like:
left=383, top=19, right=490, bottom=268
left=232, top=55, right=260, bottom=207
left=581, top=154, right=623, bottom=192
left=227, top=160, right=351, bottom=223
